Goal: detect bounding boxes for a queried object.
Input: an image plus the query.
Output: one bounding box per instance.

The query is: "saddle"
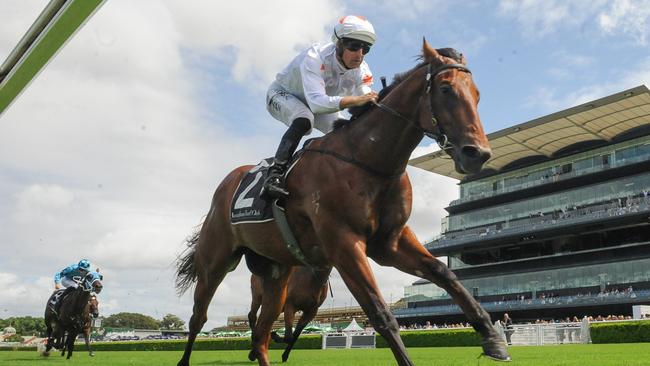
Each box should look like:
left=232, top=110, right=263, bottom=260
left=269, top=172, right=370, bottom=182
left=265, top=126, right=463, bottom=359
left=48, top=289, right=67, bottom=314
left=230, top=148, right=306, bottom=225
left=229, top=143, right=325, bottom=269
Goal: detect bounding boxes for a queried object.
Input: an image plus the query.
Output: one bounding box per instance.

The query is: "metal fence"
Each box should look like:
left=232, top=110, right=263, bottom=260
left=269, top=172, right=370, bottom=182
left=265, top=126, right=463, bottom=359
left=322, top=333, right=376, bottom=349
left=494, top=319, right=590, bottom=346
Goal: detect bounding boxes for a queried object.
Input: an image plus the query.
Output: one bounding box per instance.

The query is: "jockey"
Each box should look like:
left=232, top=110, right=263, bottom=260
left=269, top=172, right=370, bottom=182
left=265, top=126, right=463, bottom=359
left=53, top=259, right=92, bottom=313
left=263, top=15, right=379, bottom=198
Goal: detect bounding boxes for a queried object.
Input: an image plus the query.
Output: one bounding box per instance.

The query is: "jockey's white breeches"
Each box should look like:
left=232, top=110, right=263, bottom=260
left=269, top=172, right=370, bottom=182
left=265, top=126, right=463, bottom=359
left=61, top=277, right=79, bottom=288
left=266, top=81, right=340, bottom=135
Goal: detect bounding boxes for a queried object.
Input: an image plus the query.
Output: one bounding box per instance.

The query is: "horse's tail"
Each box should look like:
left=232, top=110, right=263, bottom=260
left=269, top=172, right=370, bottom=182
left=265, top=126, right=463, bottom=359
left=175, top=228, right=201, bottom=296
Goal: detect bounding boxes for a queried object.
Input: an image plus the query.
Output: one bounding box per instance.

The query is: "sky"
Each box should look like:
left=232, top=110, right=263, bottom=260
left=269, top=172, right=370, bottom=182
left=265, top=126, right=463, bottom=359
left=1, top=0, right=650, bottom=330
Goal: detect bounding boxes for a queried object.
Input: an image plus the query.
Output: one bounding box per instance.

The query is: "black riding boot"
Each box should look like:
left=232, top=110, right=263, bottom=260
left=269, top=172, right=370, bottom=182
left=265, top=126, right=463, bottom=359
left=263, top=118, right=311, bottom=199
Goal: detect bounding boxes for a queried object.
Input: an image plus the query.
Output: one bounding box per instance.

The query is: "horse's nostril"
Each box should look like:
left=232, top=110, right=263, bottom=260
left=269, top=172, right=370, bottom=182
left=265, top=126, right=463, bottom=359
left=461, top=145, right=491, bottom=164
left=461, top=145, right=480, bottom=158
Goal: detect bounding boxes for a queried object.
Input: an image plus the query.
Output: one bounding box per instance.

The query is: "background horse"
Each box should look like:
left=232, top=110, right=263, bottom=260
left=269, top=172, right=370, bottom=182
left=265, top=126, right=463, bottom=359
left=176, top=41, right=510, bottom=366
left=80, top=294, right=99, bottom=356
left=44, top=272, right=103, bottom=359
left=248, top=266, right=331, bottom=362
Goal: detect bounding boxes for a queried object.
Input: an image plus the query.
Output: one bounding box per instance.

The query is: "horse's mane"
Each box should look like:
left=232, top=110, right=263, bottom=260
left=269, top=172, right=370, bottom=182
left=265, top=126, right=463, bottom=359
left=333, top=47, right=464, bottom=130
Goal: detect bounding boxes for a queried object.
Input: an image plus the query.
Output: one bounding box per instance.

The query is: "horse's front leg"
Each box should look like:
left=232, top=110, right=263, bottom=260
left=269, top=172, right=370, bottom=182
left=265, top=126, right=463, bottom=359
left=278, top=303, right=296, bottom=345
left=249, top=269, right=290, bottom=366
left=65, top=330, right=75, bottom=359
left=282, top=306, right=316, bottom=362
left=84, top=329, right=94, bottom=356
left=370, top=226, right=511, bottom=361
left=326, top=231, right=414, bottom=366
left=269, top=302, right=293, bottom=345
left=59, top=331, right=67, bottom=357
left=45, top=322, right=54, bottom=352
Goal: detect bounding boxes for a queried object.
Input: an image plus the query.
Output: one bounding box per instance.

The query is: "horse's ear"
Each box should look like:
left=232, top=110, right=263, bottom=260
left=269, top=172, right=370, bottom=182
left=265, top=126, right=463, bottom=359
left=422, top=37, right=441, bottom=62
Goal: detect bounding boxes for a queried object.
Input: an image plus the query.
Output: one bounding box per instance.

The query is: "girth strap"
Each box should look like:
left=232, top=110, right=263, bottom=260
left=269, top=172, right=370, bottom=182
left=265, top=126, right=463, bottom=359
left=271, top=200, right=326, bottom=270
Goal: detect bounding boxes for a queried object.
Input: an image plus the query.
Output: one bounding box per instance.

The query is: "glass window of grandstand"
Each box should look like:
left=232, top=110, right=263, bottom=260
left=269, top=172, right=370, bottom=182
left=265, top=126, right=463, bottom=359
left=448, top=172, right=650, bottom=232
left=455, top=137, right=650, bottom=204
left=409, top=258, right=650, bottom=301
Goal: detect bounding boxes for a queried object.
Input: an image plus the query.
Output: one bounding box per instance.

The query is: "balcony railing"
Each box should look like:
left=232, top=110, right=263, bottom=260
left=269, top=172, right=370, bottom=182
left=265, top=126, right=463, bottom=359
left=426, top=198, right=650, bottom=251
left=393, top=290, right=650, bottom=318
left=451, top=154, right=650, bottom=206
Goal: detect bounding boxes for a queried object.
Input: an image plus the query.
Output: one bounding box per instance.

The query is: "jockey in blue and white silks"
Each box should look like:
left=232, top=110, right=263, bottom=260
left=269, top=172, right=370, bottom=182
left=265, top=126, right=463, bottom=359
left=52, top=259, right=97, bottom=314
left=54, top=259, right=92, bottom=290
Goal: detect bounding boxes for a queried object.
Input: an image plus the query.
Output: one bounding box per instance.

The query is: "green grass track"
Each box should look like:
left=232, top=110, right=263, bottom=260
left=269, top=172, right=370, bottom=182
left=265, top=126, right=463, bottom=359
left=2, top=343, right=649, bottom=365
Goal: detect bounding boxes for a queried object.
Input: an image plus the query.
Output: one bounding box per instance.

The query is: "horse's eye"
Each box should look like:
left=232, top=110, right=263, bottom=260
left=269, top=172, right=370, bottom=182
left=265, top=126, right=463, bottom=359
left=440, top=84, right=453, bottom=94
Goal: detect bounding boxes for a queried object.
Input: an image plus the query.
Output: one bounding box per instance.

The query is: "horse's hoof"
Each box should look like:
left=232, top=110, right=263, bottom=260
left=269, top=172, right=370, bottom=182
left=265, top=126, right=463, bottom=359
left=281, top=352, right=289, bottom=363
left=89, top=352, right=95, bottom=357
left=481, top=337, right=511, bottom=362
left=248, top=350, right=258, bottom=361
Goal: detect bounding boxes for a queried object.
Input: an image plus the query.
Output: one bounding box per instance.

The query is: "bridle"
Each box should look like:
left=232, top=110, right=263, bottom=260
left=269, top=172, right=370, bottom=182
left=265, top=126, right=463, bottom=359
left=372, top=62, right=471, bottom=151
left=302, top=61, right=472, bottom=179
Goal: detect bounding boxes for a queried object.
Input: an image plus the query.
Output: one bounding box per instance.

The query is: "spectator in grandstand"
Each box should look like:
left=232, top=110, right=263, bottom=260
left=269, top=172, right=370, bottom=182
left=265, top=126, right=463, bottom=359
left=52, top=259, right=92, bottom=313
left=502, top=313, right=514, bottom=345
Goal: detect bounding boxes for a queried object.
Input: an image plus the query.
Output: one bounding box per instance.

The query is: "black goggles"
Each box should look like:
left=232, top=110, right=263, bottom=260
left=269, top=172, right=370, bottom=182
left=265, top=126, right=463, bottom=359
left=342, top=40, right=371, bottom=55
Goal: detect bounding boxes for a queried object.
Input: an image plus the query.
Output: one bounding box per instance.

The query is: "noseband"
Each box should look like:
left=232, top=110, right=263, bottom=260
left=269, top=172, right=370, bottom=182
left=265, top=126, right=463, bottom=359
left=373, top=62, right=471, bottom=150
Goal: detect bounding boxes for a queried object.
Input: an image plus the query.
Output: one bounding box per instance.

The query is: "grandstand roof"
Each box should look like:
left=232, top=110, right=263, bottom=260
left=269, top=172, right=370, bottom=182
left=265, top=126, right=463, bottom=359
left=409, top=85, right=650, bottom=181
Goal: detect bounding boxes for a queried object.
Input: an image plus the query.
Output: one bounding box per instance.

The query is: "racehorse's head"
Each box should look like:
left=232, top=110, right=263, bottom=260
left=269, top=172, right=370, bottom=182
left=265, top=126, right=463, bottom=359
left=84, top=271, right=103, bottom=295
left=419, top=40, right=491, bottom=174
left=88, top=295, right=100, bottom=319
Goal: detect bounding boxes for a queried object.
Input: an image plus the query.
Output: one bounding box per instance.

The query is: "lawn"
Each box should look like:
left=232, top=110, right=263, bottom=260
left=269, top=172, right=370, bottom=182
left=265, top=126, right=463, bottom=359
left=2, top=343, right=649, bottom=365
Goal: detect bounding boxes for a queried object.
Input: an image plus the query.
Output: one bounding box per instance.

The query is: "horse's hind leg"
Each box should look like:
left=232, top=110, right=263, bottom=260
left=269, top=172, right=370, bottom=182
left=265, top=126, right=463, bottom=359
left=178, top=256, right=239, bottom=366
left=249, top=269, right=290, bottom=366
left=370, top=226, right=510, bottom=361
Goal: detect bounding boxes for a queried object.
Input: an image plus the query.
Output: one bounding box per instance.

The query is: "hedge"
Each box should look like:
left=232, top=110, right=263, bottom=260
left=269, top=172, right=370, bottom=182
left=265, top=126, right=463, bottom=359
left=376, top=329, right=481, bottom=348
left=88, top=334, right=321, bottom=351
left=590, top=321, right=650, bottom=344
left=0, top=346, right=36, bottom=351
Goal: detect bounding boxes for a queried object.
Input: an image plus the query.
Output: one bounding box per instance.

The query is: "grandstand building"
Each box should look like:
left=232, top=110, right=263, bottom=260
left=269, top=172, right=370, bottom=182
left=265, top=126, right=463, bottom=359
left=397, top=85, right=650, bottom=325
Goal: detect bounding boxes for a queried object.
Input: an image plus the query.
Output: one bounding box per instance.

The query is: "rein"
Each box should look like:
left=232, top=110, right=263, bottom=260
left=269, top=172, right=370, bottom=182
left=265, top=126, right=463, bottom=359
left=373, top=62, right=471, bottom=151
left=302, top=147, right=404, bottom=179
left=304, top=61, right=471, bottom=178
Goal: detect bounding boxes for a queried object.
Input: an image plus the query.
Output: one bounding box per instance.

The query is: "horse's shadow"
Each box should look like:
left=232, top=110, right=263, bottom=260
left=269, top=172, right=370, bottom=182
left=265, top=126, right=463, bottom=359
left=195, top=361, right=251, bottom=365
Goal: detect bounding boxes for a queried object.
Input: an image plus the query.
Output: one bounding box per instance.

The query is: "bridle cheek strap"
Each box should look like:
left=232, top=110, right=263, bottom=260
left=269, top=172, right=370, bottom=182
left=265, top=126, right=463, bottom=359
left=374, top=62, right=471, bottom=150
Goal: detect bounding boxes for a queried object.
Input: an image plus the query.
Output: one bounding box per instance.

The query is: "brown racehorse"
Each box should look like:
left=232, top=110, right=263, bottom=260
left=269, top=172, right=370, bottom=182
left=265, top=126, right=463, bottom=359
left=80, top=294, right=99, bottom=356
left=176, top=40, right=510, bottom=366
left=248, top=266, right=331, bottom=362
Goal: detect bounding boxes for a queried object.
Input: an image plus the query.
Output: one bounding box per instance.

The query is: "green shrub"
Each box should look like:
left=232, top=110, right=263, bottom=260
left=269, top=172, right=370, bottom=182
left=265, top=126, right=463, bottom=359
left=89, top=335, right=322, bottom=351
left=2, top=334, right=23, bottom=343
left=376, top=329, right=481, bottom=348
left=0, top=346, right=36, bottom=351
left=590, top=321, right=650, bottom=343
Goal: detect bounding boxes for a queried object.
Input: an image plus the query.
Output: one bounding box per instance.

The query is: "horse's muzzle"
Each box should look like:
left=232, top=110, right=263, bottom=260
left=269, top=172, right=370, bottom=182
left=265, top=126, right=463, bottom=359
left=458, top=145, right=491, bottom=174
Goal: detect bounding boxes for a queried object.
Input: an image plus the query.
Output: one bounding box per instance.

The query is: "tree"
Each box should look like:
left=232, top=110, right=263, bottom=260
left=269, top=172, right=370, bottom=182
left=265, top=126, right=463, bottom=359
left=103, top=312, right=160, bottom=329
left=0, top=317, right=46, bottom=337
left=160, top=314, right=185, bottom=330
